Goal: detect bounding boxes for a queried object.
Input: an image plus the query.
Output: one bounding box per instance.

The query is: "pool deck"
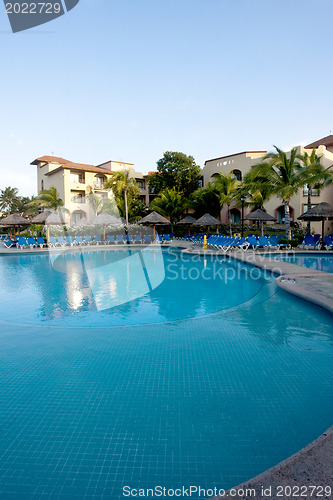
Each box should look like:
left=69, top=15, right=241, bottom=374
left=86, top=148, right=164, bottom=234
left=1, top=241, right=333, bottom=497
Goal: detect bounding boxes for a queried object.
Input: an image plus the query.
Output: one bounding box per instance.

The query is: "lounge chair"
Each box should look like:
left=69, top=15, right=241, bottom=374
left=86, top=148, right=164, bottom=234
left=65, top=236, right=74, bottom=246
left=302, top=234, right=320, bottom=250
left=324, top=236, right=333, bottom=250
left=107, top=235, right=115, bottom=244
left=57, top=237, right=66, bottom=246
left=17, top=236, right=29, bottom=249
left=27, top=237, right=38, bottom=248
left=74, top=236, right=84, bottom=245
left=258, top=236, right=271, bottom=249
left=36, top=237, right=47, bottom=248
left=126, top=234, right=134, bottom=244
left=143, top=234, right=152, bottom=244
left=269, top=235, right=290, bottom=250
left=84, top=235, right=93, bottom=245
left=94, top=235, right=103, bottom=245
left=48, top=236, right=60, bottom=247
left=4, top=239, right=16, bottom=248
left=163, top=234, right=171, bottom=243
left=116, top=235, right=124, bottom=244
left=247, top=236, right=260, bottom=249
left=134, top=235, right=142, bottom=244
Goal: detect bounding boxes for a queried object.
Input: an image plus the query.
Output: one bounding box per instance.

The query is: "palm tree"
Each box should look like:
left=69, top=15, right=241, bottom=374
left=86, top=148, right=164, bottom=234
left=249, top=146, right=303, bottom=239
left=212, top=172, right=241, bottom=236
left=86, top=186, right=118, bottom=216
left=150, top=188, right=185, bottom=224
left=105, top=169, right=139, bottom=224
left=35, top=186, right=65, bottom=211
left=0, top=186, right=20, bottom=215
left=190, top=183, right=221, bottom=219
left=298, top=148, right=333, bottom=233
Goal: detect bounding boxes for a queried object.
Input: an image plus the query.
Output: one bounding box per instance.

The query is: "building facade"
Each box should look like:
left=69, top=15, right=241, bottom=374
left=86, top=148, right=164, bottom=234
left=202, top=136, right=333, bottom=234
left=31, top=156, right=152, bottom=224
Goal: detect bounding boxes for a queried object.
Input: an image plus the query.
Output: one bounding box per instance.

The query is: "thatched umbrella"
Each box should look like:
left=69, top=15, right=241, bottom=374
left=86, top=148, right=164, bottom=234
left=44, top=211, right=68, bottom=241
left=244, top=209, right=276, bottom=236
left=92, top=212, right=123, bottom=240
left=193, top=213, right=220, bottom=234
left=31, top=210, right=52, bottom=224
left=177, top=215, right=197, bottom=236
left=0, top=213, right=30, bottom=240
left=298, top=202, right=333, bottom=249
left=138, top=211, right=170, bottom=238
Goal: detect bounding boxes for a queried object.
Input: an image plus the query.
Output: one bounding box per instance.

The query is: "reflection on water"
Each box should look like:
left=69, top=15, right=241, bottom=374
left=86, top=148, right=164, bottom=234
left=0, top=249, right=265, bottom=326
left=273, top=254, right=333, bottom=273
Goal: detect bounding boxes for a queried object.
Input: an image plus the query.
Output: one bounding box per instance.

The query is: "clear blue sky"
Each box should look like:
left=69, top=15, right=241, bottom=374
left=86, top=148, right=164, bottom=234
left=1, top=0, right=333, bottom=196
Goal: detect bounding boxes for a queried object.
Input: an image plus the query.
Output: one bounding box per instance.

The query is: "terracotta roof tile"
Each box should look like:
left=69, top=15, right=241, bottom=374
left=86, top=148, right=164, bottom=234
left=305, top=135, right=333, bottom=149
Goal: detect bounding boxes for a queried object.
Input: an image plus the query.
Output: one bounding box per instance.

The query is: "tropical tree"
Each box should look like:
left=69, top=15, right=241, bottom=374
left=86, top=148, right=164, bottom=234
left=248, top=146, right=303, bottom=239
left=34, top=186, right=65, bottom=211
left=0, top=186, right=20, bottom=215
left=150, top=188, right=185, bottom=224
left=15, top=195, right=39, bottom=217
left=105, top=169, right=139, bottom=224
left=242, top=169, right=274, bottom=210
left=86, top=187, right=118, bottom=216
left=190, top=183, right=221, bottom=219
left=297, top=148, right=333, bottom=233
left=148, top=152, right=201, bottom=197
left=212, top=172, right=241, bottom=235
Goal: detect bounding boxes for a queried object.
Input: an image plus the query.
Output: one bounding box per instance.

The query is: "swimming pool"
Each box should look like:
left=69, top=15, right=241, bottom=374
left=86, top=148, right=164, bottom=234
left=0, top=248, right=332, bottom=499
left=272, top=253, right=333, bottom=273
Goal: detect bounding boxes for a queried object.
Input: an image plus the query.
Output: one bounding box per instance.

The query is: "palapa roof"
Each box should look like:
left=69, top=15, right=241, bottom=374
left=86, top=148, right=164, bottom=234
left=244, top=209, right=276, bottom=221
left=138, top=211, right=170, bottom=224
left=193, top=213, right=220, bottom=225
left=46, top=212, right=67, bottom=225
left=31, top=210, right=52, bottom=224
left=298, top=202, right=333, bottom=221
left=92, top=212, right=123, bottom=225
left=177, top=215, right=197, bottom=224
left=0, top=213, right=30, bottom=225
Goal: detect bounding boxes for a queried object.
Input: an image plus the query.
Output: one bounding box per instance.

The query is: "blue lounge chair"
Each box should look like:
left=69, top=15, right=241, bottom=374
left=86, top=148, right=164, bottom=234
left=57, top=237, right=66, bottom=246
left=65, top=236, right=74, bottom=246
left=84, top=235, right=93, bottom=245
left=143, top=234, right=152, bottom=244
left=116, top=235, right=124, bottom=244
left=48, top=236, right=60, bottom=247
left=126, top=234, right=134, bottom=244
left=302, top=234, right=319, bottom=250
left=4, top=239, right=16, bottom=248
left=324, top=236, right=333, bottom=250
left=247, top=236, right=260, bottom=249
left=258, top=236, right=271, bottom=248
left=134, top=235, right=142, bottom=244
left=36, top=237, right=47, bottom=248
left=17, top=236, right=29, bottom=249
left=74, top=236, right=84, bottom=245
left=94, top=235, right=103, bottom=245
left=313, top=234, right=321, bottom=242
left=107, top=235, right=115, bottom=244
left=27, top=237, right=38, bottom=248
left=163, top=234, right=171, bottom=243
left=155, top=234, right=162, bottom=243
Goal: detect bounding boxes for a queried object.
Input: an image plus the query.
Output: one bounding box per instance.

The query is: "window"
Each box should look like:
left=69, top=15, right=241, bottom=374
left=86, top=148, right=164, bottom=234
left=229, top=208, right=241, bottom=223
left=70, top=172, right=85, bottom=184
left=137, top=180, right=144, bottom=189
left=94, top=176, right=105, bottom=188
left=41, top=180, right=44, bottom=190
left=303, top=184, right=319, bottom=196
left=71, top=211, right=86, bottom=224
left=71, top=191, right=85, bottom=204
left=231, top=170, right=242, bottom=181
left=303, top=203, right=317, bottom=212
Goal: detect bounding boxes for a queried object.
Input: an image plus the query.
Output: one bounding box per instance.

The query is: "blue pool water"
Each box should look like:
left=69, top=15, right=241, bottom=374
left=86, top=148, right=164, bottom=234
left=272, top=253, right=333, bottom=273
left=0, top=248, right=332, bottom=499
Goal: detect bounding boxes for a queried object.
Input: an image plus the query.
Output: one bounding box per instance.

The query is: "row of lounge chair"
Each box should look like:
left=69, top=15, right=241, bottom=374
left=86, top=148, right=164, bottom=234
left=302, top=234, right=333, bottom=250
left=3, top=233, right=175, bottom=249
left=200, top=234, right=291, bottom=252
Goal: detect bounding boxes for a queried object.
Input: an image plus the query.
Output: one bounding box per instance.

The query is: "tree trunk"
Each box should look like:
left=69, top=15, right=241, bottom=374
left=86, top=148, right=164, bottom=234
left=228, top=205, right=232, bottom=236
left=307, top=184, right=312, bottom=234
left=124, top=189, right=129, bottom=225
left=285, top=202, right=291, bottom=240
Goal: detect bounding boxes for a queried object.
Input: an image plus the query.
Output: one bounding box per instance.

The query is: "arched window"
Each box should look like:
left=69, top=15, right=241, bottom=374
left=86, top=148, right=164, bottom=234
left=71, top=210, right=86, bottom=225
left=229, top=208, right=241, bottom=223
left=231, top=169, right=242, bottom=181
left=276, top=206, right=294, bottom=223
